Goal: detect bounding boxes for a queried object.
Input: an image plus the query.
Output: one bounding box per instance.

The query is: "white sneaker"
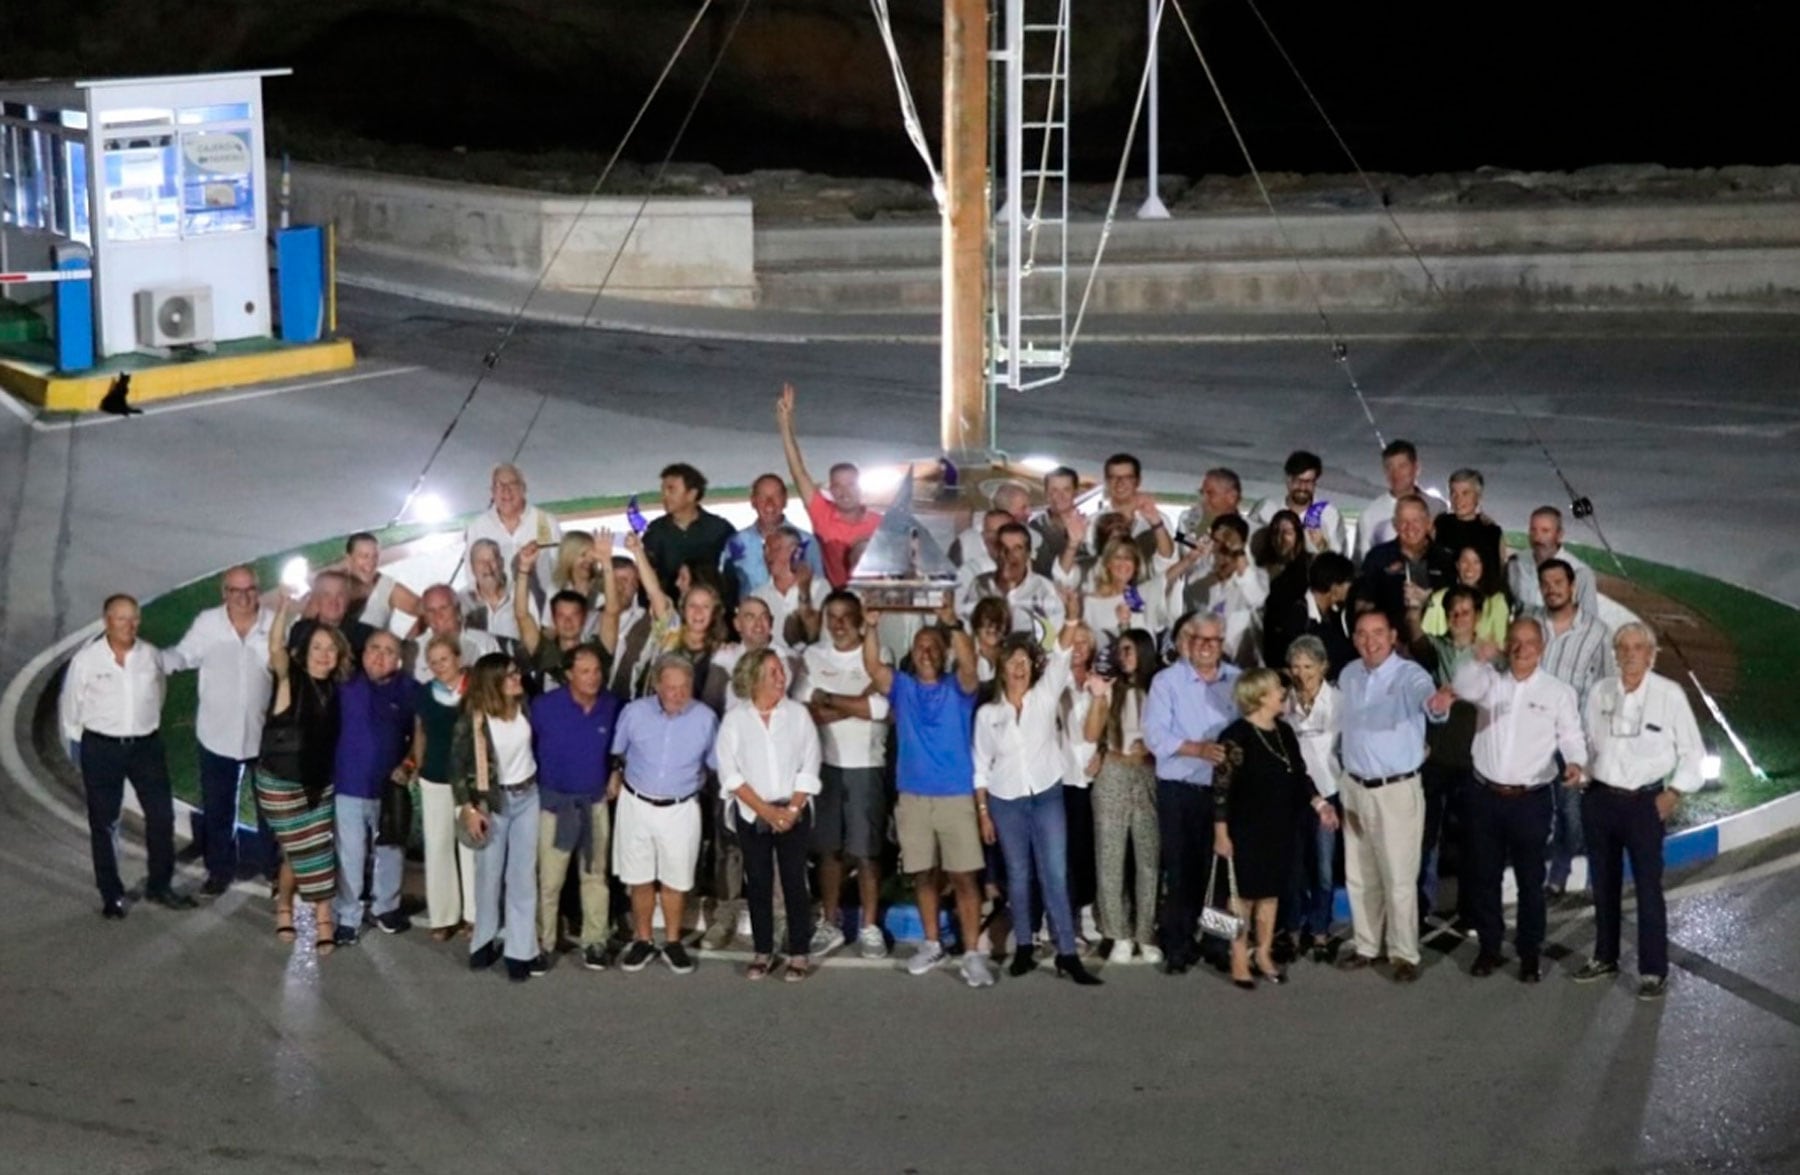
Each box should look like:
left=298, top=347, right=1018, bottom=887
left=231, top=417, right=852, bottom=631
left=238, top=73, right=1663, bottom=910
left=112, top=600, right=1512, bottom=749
left=1108, top=938, right=1135, bottom=964
left=1080, top=905, right=1101, bottom=943
left=810, top=919, right=847, bottom=958
left=857, top=923, right=889, bottom=959
left=907, top=939, right=948, bottom=976
left=1138, top=943, right=1164, bottom=966
left=960, top=952, right=996, bottom=988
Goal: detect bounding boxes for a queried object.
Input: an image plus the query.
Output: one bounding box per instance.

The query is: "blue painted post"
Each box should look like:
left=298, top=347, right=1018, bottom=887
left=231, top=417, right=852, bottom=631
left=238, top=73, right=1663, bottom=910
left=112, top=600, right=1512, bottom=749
left=52, top=251, right=94, bottom=373
left=275, top=225, right=324, bottom=343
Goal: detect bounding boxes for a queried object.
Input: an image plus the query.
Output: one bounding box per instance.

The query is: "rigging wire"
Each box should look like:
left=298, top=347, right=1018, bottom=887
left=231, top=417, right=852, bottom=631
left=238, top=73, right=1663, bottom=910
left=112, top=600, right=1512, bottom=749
left=869, top=0, right=946, bottom=211
left=1234, top=0, right=1764, bottom=779
left=387, top=0, right=722, bottom=529
left=1165, top=0, right=1385, bottom=449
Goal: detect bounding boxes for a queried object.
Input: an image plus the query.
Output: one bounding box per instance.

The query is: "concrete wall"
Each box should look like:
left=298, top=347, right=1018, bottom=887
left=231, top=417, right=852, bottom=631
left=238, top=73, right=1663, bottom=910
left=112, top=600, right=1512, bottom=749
left=757, top=201, right=1800, bottom=312
left=286, top=163, right=757, bottom=308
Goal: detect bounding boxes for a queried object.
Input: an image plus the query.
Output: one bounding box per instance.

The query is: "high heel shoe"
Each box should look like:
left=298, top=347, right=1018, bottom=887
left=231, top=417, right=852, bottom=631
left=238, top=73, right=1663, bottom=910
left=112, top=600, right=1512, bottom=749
left=1010, top=947, right=1040, bottom=978
left=1055, top=954, right=1103, bottom=986
left=1253, top=958, right=1288, bottom=985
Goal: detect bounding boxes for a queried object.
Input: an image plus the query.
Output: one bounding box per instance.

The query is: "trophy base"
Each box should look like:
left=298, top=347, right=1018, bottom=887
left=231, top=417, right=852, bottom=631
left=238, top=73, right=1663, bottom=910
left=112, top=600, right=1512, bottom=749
left=851, top=580, right=956, bottom=611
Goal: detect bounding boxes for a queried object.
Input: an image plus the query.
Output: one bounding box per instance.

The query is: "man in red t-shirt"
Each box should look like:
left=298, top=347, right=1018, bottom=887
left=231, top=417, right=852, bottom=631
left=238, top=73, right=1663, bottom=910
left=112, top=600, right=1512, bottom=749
left=776, top=383, right=882, bottom=588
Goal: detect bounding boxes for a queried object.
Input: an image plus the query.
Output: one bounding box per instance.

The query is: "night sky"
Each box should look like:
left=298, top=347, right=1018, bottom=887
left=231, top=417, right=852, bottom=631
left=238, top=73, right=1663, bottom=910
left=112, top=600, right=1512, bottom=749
left=6, top=0, right=1794, bottom=180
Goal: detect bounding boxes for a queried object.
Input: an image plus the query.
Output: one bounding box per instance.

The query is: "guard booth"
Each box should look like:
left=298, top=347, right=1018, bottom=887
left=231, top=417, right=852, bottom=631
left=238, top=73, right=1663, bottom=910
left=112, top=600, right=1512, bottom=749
left=0, top=70, right=291, bottom=361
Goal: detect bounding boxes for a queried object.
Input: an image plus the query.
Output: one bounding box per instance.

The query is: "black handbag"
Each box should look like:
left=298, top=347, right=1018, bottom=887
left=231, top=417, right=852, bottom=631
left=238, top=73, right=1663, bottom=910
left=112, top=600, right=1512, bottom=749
left=377, top=776, right=414, bottom=847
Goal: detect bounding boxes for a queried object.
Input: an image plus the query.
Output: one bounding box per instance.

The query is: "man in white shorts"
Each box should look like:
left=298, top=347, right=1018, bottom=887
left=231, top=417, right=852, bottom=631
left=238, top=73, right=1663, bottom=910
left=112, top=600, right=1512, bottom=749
left=609, top=655, right=718, bottom=974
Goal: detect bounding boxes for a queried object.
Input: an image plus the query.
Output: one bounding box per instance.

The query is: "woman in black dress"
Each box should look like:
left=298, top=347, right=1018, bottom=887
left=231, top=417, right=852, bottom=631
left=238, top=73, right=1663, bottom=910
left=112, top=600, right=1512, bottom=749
left=1212, top=668, right=1340, bottom=988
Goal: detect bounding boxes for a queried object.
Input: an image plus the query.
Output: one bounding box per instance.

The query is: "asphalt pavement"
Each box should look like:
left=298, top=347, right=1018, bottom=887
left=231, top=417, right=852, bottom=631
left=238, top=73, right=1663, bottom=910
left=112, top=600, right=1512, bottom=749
left=1, top=288, right=1797, bottom=1173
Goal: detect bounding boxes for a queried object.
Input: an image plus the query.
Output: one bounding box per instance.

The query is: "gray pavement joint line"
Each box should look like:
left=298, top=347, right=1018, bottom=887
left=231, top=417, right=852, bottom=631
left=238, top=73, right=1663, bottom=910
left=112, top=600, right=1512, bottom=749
left=25, top=364, right=427, bottom=433
left=51, top=419, right=77, bottom=641
left=1666, top=943, right=1800, bottom=1029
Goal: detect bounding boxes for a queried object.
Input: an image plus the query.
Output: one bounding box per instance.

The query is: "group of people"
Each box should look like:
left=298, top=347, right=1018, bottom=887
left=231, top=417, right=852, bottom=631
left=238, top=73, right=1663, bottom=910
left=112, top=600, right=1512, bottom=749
left=59, top=386, right=1705, bottom=998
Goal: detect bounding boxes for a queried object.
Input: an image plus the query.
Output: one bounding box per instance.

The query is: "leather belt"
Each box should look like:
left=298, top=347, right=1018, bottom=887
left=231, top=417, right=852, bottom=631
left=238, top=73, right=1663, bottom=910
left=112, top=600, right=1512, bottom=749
left=1590, top=780, right=1664, bottom=797
left=625, top=782, right=695, bottom=808
left=1475, top=773, right=1545, bottom=798
left=83, top=729, right=158, bottom=744
left=1347, top=770, right=1419, bottom=790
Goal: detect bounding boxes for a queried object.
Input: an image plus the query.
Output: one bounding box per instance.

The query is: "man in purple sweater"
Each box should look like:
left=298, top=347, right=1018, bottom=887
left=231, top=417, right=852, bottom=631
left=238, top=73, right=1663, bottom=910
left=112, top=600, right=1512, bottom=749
left=332, top=632, right=418, bottom=944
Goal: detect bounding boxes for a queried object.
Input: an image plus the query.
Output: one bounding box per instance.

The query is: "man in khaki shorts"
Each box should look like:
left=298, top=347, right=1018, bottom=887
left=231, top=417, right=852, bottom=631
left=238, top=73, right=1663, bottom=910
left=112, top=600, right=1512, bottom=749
left=862, top=600, right=994, bottom=987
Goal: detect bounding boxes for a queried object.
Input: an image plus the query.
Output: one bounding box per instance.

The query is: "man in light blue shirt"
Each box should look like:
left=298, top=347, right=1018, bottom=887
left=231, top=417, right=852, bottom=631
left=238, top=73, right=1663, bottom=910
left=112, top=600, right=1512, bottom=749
left=608, top=655, right=719, bottom=974
left=1143, top=611, right=1242, bottom=971
left=1336, top=609, right=1448, bottom=981
left=721, top=474, right=825, bottom=601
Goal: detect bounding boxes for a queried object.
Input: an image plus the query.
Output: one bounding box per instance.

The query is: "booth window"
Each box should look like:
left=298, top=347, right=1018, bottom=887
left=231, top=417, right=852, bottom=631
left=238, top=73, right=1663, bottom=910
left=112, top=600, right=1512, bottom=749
left=180, top=128, right=255, bottom=235
left=102, top=132, right=180, bottom=241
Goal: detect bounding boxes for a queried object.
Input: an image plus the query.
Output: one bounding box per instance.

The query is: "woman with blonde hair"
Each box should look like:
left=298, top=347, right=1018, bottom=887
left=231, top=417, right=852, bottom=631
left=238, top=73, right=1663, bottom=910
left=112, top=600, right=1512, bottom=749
left=1212, top=667, right=1339, bottom=989
left=410, top=633, right=476, bottom=940
left=258, top=593, right=352, bottom=954
left=1081, top=537, right=1169, bottom=646
left=451, top=652, right=543, bottom=981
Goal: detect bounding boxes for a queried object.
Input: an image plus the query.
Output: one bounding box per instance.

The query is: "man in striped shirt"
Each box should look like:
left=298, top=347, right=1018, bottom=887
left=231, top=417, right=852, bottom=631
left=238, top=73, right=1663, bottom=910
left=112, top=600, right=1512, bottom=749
left=1532, top=558, right=1614, bottom=897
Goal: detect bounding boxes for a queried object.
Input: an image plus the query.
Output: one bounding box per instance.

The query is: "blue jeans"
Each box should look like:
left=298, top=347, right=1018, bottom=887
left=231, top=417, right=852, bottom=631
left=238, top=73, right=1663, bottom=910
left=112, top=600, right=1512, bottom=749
left=474, top=785, right=540, bottom=962
left=1298, top=795, right=1340, bottom=935
left=334, top=794, right=404, bottom=930
left=987, top=786, right=1077, bottom=956
left=1547, top=775, right=1585, bottom=889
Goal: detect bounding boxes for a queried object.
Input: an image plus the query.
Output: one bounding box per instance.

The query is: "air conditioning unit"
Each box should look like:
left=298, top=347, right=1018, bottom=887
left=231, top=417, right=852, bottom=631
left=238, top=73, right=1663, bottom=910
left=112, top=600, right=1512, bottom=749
left=135, top=284, right=214, bottom=349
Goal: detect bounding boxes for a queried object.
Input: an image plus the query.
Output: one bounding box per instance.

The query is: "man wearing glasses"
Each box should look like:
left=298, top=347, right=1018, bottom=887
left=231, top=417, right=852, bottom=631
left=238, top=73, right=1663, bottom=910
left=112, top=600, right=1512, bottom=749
left=1250, top=449, right=1347, bottom=555
left=1143, top=612, right=1242, bottom=973
left=163, top=565, right=276, bottom=895
left=1570, top=623, right=1703, bottom=1001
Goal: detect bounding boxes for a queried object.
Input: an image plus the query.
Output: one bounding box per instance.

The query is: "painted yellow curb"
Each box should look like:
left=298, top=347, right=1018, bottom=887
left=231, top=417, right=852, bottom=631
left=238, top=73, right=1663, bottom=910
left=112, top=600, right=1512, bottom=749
left=0, top=339, right=358, bottom=412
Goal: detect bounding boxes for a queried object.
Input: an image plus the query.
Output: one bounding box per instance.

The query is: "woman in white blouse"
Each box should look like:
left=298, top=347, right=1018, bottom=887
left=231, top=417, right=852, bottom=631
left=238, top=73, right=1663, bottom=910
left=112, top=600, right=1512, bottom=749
left=1082, top=628, right=1163, bottom=964
left=1079, top=538, right=1171, bottom=647
left=450, top=652, right=542, bottom=982
left=1284, top=635, right=1346, bottom=962
left=973, top=623, right=1102, bottom=985
left=715, top=648, right=823, bottom=981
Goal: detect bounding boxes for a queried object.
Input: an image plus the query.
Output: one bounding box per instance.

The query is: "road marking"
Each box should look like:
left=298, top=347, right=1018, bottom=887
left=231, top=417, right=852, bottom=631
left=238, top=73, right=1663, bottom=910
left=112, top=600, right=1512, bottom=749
left=19, top=364, right=426, bottom=432
left=1365, top=395, right=1800, bottom=439
left=0, top=621, right=106, bottom=839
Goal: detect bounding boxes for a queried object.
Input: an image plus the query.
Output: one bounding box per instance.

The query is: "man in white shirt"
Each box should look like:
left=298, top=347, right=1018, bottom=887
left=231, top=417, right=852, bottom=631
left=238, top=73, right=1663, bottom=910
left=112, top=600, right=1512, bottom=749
left=1250, top=449, right=1347, bottom=555
left=1449, top=615, right=1587, bottom=983
left=1571, top=623, right=1703, bottom=1000
left=163, top=564, right=275, bottom=894
left=1506, top=505, right=1600, bottom=619
left=1030, top=465, right=1083, bottom=580
left=1175, top=467, right=1243, bottom=550
left=1098, top=453, right=1177, bottom=565
left=952, top=484, right=1037, bottom=575
left=1354, top=439, right=1449, bottom=561
left=464, top=462, right=561, bottom=591
left=958, top=522, right=1066, bottom=643
left=752, top=526, right=829, bottom=648
left=410, top=585, right=501, bottom=683
left=1532, top=556, right=1613, bottom=897
left=61, top=594, right=196, bottom=918
left=794, top=590, right=893, bottom=959
left=712, top=598, right=799, bottom=715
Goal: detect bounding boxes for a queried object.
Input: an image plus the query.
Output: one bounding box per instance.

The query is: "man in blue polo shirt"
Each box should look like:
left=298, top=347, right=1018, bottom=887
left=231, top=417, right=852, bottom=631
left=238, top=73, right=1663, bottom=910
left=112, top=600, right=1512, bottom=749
left=332, top=632, right=417, bottom=943
left=531, top=646, right=623, bottom=971
left=862, top=600, right=993, bottom=988
left=1143, top=611, right=1242, bottom=973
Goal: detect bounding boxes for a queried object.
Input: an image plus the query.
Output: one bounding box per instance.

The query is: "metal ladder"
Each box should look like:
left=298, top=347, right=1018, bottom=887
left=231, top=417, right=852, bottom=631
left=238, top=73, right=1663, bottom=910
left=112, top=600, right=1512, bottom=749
left=989, top=0, right=1071, bottom=394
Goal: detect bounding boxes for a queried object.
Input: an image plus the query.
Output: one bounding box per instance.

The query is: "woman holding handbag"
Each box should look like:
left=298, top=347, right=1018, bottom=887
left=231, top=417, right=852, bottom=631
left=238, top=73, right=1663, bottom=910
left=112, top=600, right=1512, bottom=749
left=257, top=593, right=351, bottom=954
left=715, top=647, right=823, bottom=981
left=451, top=652, right=544, bottom=982
left=1211, top=668, right=1340, bottom=989
left=411, top=634, right=477, bottom=941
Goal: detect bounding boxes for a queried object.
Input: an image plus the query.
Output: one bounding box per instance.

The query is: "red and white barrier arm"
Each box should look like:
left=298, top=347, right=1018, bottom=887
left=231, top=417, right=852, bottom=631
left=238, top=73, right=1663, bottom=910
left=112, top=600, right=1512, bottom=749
left=0, top=269, right=94, bottom=284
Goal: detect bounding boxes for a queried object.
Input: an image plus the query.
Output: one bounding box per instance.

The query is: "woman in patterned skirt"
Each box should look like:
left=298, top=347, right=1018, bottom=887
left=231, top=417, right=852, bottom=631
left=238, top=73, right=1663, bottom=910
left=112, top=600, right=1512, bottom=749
left=257, top=593, right=351, bottom=954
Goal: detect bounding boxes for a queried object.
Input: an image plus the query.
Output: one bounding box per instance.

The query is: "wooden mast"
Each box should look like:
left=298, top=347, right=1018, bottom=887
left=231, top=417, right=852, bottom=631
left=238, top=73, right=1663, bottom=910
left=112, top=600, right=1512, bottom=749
left=940, top=0, right=989, bottom=456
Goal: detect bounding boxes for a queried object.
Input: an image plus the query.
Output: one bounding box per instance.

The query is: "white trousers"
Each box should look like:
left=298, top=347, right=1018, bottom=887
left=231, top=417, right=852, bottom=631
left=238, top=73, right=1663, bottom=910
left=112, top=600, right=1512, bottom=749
left=1340, top=774, right=1423, bottom=966
left=419, top=778, right=477, bottom=929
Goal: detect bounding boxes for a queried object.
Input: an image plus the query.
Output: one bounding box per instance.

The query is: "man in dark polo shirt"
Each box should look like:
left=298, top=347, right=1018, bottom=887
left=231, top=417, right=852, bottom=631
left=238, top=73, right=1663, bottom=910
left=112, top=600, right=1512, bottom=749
left=531, top=646, right=623, bottom=970
left=643, top=463, right=736, bottom=602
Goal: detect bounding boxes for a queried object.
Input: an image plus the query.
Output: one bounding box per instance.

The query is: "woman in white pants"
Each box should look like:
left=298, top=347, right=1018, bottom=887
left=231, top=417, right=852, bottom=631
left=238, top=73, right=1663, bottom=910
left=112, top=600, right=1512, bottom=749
left=410, top=635, right=477, bottom=940
left=451, top=652, right=543, bottom=982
